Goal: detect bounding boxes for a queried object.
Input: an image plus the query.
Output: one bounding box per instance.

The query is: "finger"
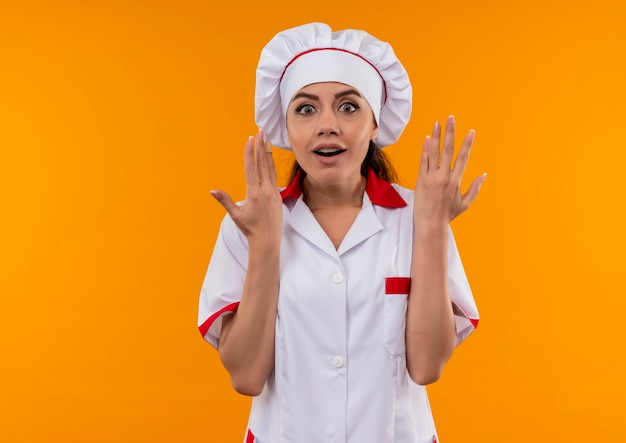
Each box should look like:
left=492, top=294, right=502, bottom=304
left=243, top=135, right=257, bottom=184
left=450, top=129, right=475, bottom=184
left=264, top=140, right=278, bottom=187
left=440, top=115, right=455, bottom=171
left=419, top=135, right=431, bottom=177
left=460, top=173, right=486, bottom=211
left=210, top=190, right=239, bottom=216
left=429, top=120, right=441, bottom=170
left=255, top=130, right=268, bottom=184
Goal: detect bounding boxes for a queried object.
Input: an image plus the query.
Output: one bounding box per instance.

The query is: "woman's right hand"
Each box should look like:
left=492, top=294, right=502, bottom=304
left=210, top=130, right=283, bottom=246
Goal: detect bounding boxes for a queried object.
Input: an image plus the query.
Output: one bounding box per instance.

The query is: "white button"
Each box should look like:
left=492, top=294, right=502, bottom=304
left=332, top=272, right=344, bottom=284
left=332, top=356, right=344, bottom=368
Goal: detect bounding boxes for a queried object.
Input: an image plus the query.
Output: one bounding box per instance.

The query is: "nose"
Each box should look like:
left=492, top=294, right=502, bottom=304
left=316, top=107, right=339, bottom=136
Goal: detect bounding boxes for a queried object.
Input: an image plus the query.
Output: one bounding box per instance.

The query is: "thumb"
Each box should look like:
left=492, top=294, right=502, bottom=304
left=461, top=173, right=487, bottom=210
left=210, top=190, right=238, bottom=215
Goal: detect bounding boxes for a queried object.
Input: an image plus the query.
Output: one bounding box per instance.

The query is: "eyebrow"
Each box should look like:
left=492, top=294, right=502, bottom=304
left=290, top=88, right=363, bottom=102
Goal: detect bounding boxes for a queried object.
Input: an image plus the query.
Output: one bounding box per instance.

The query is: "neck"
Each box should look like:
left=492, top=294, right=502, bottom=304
left=302, top=172, right=366, bottom=210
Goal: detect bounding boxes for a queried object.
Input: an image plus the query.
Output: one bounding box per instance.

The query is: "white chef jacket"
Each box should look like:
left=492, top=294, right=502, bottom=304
left=198, top=169, right=479, bottom=443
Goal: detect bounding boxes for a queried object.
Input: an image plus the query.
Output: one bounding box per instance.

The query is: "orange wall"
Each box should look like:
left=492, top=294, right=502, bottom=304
left=1, top=0, right=625, bottom=441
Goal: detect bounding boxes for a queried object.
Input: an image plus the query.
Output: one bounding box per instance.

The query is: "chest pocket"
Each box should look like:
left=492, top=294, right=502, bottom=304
left=383, top=277, right=410, bottom=357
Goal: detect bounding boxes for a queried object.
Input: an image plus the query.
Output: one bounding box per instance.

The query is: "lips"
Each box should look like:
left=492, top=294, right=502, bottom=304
left=314, top=146, right=346, bottom=157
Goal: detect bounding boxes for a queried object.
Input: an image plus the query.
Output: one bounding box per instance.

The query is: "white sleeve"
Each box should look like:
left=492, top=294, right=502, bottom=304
left=197, top=214, right=249, bottom=349
left=447, top=227, right=480, bottom=346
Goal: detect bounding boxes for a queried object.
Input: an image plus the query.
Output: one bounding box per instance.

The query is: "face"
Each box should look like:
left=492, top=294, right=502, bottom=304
left=286, top=82, right=378, bottom=186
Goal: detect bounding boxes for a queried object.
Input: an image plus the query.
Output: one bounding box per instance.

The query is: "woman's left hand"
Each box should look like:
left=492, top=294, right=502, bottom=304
left=414, top=115, right=486, bottom=225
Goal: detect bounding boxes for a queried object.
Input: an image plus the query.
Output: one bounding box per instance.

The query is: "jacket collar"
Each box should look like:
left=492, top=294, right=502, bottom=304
left=280, top=168, right=407, bottom=208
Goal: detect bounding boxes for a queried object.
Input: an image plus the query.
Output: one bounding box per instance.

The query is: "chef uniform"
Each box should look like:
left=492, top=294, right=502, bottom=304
left=198, top=23, right=479, bottom=443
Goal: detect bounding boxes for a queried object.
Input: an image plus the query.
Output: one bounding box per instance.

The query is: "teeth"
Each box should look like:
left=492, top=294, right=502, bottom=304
left=314, top=147, right=345, bottom=157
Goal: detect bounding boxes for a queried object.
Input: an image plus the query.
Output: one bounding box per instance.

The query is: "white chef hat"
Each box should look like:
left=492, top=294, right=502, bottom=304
left=255, top=22, right=412, bottom=149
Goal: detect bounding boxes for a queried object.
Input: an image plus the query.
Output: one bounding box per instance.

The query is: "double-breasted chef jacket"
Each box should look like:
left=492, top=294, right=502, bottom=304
left=198, top=168, right=479, bottom=443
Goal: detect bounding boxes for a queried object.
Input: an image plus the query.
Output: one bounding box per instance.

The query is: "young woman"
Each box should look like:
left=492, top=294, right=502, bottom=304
left=198, top=22, right=485, bottom=443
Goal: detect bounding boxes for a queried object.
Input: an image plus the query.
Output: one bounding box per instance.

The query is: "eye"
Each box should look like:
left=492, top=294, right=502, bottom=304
left=295, top=104, right=316, bottom=115
left=339, top=102, right=359, bottom=113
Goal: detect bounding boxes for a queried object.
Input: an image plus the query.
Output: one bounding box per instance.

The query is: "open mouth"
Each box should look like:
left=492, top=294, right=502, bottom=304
left=314, top=147, right=346, bottom=157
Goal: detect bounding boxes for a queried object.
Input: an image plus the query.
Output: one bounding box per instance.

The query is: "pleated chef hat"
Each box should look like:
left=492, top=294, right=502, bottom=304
left=255, top=22, right=412, bottom=149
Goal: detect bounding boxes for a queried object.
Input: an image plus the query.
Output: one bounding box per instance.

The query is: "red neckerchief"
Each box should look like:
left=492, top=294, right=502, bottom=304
left=280, top=168, right=407, bottom=208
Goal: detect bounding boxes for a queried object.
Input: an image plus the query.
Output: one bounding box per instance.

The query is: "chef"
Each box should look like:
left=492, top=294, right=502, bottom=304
left=198, top=22, right=484, bottom=443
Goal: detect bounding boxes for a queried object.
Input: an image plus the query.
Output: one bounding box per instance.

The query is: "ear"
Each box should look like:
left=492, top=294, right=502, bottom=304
left=370, top=117, right=379, bottom=140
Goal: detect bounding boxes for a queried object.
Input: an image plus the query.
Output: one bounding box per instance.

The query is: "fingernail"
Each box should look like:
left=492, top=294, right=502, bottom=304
left=448, top=115, right=455, bottom=126
left=264, top=140, right=273, bottom=153
left=434, top=121, right=440, bottom=132
left=209, top=190, right=221, bottom=200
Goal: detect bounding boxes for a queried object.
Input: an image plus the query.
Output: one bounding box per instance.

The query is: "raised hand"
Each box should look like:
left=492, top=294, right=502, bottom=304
left=414, top=116, right=486, bottom=225
left=210, top=130, right=283, bottom=245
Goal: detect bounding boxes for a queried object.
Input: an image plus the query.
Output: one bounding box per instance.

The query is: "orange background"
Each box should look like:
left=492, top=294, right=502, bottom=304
left=1, top=0, right=625, bottom=441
